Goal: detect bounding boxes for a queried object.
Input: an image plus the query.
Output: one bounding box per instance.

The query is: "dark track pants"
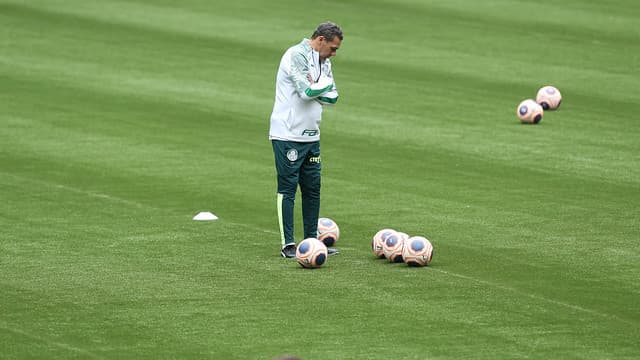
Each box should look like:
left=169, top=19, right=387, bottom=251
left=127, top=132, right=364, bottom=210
left=272, top=140, right=321, bottom=246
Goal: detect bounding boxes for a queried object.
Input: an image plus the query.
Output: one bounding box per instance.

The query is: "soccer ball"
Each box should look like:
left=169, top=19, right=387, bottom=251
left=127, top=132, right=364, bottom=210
left=372, top=228, right=397, bottom=258
left=397, top=232, right=410, bottom=242
left=536, top=85, right=562, bottom=110
left=296, top=238, right=328, bottom=268
left=402, top=236, right=434, bottom=267
left=516, top=99, right=543, bottom=124
left=317, top=217, right=339, bottom=247
left=382, top=231, right=405, bottom=263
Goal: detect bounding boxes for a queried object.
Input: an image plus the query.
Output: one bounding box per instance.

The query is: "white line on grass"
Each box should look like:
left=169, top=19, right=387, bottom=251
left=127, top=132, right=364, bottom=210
left=224, top=221, right=279, bottom=235
left=432, top=268, right=636, bottom=326
left=0, top=323, right=105, bottom=359
left=3, top=172, right=159, bottom=210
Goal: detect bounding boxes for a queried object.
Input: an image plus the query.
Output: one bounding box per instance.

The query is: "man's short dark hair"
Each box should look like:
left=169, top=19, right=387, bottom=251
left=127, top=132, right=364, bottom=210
left=311, top=22, right=343, bottom=41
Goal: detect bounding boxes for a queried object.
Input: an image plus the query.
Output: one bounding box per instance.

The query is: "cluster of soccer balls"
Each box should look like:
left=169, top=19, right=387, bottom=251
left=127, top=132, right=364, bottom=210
left=517, top=85, right=562, bottom=124
left=371, top=229, right=434, bottom=267
left=295, top=218, right=434, bottom=268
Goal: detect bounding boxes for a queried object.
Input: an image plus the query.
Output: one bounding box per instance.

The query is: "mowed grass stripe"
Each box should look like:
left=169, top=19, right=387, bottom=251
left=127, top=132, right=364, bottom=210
left=6, top=1, right=637, bottom=105
left=0, top=3, right=277, bottom=109
left=373, top=0, right=640, bottom=41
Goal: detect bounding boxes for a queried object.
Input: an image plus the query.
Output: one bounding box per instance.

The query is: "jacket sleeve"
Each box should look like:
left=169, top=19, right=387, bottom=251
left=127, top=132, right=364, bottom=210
left=316, top=85, right=338, bottom=105
left=317, top=66, right=339, bottom=105
left=289, top=51, right=333, bottom=100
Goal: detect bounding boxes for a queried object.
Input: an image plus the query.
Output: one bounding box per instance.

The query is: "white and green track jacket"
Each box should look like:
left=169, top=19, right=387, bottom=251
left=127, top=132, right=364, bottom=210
left=269, top=39, right=338, bottom=143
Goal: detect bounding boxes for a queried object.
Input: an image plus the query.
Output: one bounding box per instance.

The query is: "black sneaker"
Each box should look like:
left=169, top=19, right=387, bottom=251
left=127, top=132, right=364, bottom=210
left=281, top=244, right=296, bottom=258
left=327, top=247, right=339, bottom=255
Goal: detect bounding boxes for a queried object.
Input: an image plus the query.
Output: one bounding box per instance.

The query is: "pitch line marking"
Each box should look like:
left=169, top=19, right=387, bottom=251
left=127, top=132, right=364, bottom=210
left=2, top=172, right=160, bottom=210
left=225, top=221, right=279, bottom=235
left=432, top=268, right=636, bottom=326
left=0, top=323, right=105, bottom=359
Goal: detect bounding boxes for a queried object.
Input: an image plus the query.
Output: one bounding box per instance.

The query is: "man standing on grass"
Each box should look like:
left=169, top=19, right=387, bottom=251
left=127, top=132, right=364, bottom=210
left=269, top=21, right=343, bottom=258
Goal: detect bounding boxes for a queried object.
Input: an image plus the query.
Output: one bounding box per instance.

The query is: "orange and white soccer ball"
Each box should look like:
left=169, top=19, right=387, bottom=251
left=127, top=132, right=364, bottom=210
left=517, top=99, right=543, bottom=124
left=382, top=231, right=405, bottom=263
left=317, top=217, right=339, bottom=247
left=296, top=238, right=328, bottom=268
left=536, top=85, right=562, bottom=111
left=372, top=228, right=397, bottom=258
left=402, top=236, right=434, bottom=267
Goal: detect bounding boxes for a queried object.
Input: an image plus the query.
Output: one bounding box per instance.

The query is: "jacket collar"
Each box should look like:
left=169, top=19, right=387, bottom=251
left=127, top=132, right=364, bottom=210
left=301, top=38, right=322, bottom=63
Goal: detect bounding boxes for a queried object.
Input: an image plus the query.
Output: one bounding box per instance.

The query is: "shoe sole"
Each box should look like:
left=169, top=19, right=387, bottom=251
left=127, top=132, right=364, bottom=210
left=281, top=245, right=296, bottom=258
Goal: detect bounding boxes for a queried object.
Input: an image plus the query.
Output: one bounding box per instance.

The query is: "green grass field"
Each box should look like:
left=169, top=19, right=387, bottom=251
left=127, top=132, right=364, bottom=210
left=1, top=0, right=639, bottom=359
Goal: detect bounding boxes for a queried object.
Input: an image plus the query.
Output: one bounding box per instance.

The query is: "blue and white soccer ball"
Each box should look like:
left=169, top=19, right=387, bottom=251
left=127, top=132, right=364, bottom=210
left=296, top=238, right=328, bottom=268
left=402, top=236, right=434, bottom=267
left=517, top=99, right=544, bottom=124
left=372, top=228, right=397, bottom=258
left=317, top=217, right=339, bottom=247
left=382, top=231, right=405, bottom=263
left=536, top=85, right=562, bottom=111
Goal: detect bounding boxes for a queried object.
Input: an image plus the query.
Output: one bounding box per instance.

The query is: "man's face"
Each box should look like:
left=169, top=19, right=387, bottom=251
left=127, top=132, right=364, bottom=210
left=318, top=36, right=341, bottom=60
